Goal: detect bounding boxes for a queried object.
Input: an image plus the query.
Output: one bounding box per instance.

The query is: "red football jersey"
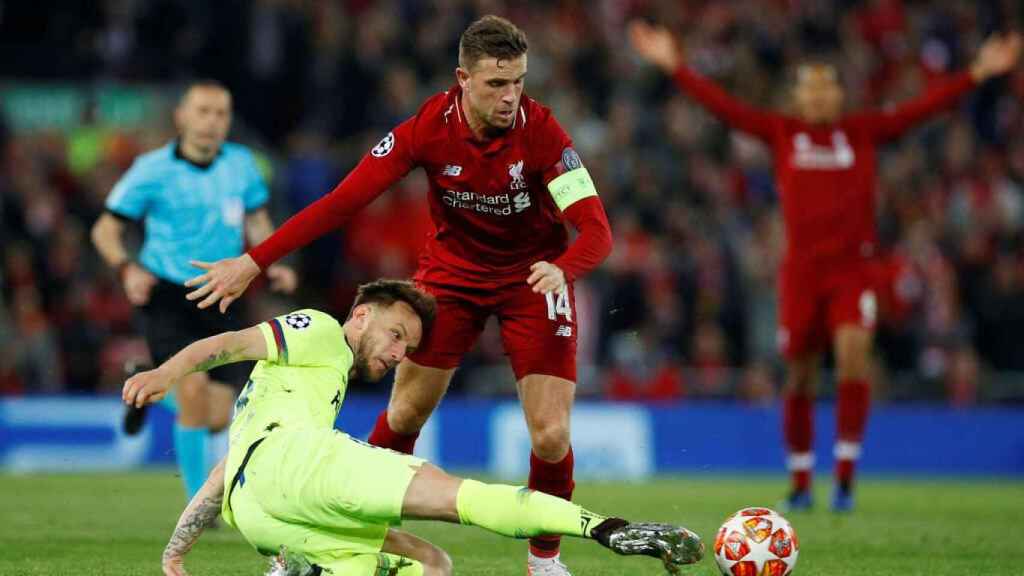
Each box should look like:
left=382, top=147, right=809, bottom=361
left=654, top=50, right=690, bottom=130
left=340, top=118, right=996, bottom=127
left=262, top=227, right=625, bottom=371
left=370, top=88, right=575, bottom=284
left=250, top=86, right=611, bottom=287
left=673, top=66, right=975, bottom=266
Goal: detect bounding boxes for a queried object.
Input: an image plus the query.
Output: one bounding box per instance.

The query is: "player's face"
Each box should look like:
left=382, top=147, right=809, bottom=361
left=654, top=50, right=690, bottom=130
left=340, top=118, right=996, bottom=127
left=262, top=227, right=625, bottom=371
left=353, top=302, right=423, bottom=382
left=458, top=54, right=527, bottom=133
left=793, top=64, right=844, bottom=124
left=175, top=86, right=232, bottom=155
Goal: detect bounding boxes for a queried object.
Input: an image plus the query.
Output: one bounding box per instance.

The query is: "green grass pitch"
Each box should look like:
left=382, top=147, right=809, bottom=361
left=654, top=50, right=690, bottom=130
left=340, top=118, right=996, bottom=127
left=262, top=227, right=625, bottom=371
left=2, top=472, right=1021, bottom=575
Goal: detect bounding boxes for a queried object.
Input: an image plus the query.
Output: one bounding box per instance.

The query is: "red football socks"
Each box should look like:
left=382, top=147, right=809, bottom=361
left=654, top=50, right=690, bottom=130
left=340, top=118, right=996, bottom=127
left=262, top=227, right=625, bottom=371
left=527, top=448, right=576, bottom=558
left=784, top=391, right=814, bottom=492
left=835, top=379, right=870, bottom=488
left=367, top=410, right=419, bottom=455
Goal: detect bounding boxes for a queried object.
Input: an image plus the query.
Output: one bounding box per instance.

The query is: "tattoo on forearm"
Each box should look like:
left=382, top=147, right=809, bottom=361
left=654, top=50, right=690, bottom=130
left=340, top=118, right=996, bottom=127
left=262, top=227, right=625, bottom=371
left=193, top=350, right=235, bottom=373
left=163, top=492, right=223, bottom=561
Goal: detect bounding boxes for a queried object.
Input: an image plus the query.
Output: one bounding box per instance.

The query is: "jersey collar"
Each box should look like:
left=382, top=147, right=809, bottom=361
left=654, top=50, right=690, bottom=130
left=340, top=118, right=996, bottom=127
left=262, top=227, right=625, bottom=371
left=173, top=139, right=221, bottom=170
left=340, top=330, right=357, bottom=379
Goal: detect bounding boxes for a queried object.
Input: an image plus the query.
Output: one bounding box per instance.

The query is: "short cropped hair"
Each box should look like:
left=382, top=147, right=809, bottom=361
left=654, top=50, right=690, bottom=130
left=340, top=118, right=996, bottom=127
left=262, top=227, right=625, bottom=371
left=350, top=279, right=437, bottom=337
left=458, top=15, right=529, bottom=70
left=179, top=79, right=230, bottom=105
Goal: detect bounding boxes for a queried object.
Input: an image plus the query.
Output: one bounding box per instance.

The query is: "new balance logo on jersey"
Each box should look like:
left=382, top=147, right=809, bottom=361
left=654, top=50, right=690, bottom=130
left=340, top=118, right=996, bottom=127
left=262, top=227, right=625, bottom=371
left=555, top=325, right=573, bottom=337
left=441, top=164, right=462, bottom=177
left=513, top=191, right=531, bottom=213
left=508, top=160, right=527, bottom=191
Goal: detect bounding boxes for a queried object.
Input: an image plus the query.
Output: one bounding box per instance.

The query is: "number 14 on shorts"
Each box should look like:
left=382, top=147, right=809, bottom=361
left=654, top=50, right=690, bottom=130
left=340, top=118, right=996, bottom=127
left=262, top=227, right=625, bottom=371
left=545, top=287, right=572, bottom=322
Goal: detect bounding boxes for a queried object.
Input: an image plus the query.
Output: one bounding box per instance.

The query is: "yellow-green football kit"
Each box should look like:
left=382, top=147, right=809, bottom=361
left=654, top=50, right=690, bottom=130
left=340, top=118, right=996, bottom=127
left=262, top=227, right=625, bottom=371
left=217, top=308, right=603, bottom=575
left=221, top=309, right=425, bottom=574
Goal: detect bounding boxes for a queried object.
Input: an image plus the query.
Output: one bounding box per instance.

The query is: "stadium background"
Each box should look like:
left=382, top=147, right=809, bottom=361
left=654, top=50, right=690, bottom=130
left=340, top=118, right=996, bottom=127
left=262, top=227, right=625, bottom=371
left=3, top=2, right=1024, bottom=575
left=2, top=2, right=1024, bottom=475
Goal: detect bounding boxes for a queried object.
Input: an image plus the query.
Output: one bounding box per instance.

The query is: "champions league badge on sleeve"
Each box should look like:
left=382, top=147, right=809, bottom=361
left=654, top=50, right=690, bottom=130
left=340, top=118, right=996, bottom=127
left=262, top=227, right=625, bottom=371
left=285, top=313, right=312, bottom=330
left=371, top=132, right=395, bottom=157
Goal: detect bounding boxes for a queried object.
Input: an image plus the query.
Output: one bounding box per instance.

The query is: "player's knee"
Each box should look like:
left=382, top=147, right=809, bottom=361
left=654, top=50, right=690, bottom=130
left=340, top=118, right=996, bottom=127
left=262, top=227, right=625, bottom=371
left=786, top=376, right=814, bottom=396
left=785, top=362, right=816, bottom=395
left=387, top=401, right=433, bottom=435
left=836, top=354, right=870, bottom=381
left=834, top=331, right=872, bottom=381
left=175, top=377, right=209, bottom=419
left=206, top=382, right=235, bottom=431
left=529, top=421, right=570, bottom=461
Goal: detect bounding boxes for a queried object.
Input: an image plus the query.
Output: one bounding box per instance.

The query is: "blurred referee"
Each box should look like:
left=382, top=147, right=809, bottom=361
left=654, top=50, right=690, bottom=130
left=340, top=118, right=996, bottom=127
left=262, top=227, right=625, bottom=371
left=91, top=80, right=297, bottom=502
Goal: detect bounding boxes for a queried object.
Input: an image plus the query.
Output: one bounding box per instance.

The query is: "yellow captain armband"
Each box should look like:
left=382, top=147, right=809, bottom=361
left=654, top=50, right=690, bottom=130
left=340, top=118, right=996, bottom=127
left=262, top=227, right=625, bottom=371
left=548, top=167, right=597, bottom=211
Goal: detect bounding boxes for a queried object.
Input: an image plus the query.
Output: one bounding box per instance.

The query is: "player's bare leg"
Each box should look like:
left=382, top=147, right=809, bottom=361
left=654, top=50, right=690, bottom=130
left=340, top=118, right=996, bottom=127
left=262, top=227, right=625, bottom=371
left=400, top=463, right=703, bottom=575
left=782, top=354, right=819, bottom=511
left=369, top=359, right=455, bottom=453
left=206, top=380, right=236, bottom=433
left=832, top=324, right=874, bottom=512
left=518, top=374, right=575, bottom=575
left=174, top=372, right=214, bottom=501
left=175, top=372, right=210, bottom=427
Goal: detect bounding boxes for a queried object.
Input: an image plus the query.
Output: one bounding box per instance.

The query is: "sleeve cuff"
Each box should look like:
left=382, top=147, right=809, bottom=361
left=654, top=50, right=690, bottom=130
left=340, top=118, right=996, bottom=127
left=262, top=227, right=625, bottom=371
left=105, top=208, right=141, bottom=222
left=257, top=321, right=279, bottom=363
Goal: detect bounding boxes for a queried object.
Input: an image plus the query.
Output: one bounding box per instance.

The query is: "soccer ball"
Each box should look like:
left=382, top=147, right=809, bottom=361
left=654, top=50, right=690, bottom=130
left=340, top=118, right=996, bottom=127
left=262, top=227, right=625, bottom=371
left=713, top=507, right=799, bottom=576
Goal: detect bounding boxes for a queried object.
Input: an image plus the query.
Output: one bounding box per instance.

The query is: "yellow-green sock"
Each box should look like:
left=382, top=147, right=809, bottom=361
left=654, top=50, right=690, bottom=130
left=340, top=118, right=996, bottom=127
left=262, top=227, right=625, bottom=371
left=455, top=479, right=606, bottom=539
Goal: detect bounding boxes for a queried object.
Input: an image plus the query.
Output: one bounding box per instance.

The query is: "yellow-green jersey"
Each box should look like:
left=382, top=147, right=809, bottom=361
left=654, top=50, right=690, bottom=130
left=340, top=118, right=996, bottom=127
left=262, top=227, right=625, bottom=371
left=222, top=309, right=352, bottom=521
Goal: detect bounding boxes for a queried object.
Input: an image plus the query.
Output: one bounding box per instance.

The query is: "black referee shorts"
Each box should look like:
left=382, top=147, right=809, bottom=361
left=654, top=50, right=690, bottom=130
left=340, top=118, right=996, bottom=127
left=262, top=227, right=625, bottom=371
left=138, top=278, right=253, bottom=388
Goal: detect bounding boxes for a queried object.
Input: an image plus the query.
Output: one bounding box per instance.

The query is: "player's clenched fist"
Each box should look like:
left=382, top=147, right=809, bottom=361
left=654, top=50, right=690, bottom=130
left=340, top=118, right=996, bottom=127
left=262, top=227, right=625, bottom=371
left=527, top=261, right=566, bottom=294
left=123, top=368, right=174, bottom=408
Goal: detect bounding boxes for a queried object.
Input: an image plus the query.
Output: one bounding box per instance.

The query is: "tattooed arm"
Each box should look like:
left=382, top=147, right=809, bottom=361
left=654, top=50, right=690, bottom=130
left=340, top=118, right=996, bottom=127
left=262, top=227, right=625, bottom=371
left=122, top=325, right=268, bottom=407
left=162, top=458, right=227, bottom=576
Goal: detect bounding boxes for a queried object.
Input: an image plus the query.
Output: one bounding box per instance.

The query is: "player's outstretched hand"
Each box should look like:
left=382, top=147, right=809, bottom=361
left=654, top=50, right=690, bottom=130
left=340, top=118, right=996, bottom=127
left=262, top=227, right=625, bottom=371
left=185, top=254, right=261, bottom=313
left=971, top=31, right=1022, bottom=82
left=628, top=20, right=681, bottom=73
left=122, top=368, right=174, bottom=408
left=267, top=263, right=298, bottom=294
left=162, top=554, right=189, bottom=576
left=528, top=261, right=566, bottom=294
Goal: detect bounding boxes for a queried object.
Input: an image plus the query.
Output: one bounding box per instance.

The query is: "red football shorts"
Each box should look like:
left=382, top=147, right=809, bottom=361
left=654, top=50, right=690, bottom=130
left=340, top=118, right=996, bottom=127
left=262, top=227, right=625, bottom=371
left=778, top=259, right=878, bottom=359
left=407, top=277, right=578, bottom=382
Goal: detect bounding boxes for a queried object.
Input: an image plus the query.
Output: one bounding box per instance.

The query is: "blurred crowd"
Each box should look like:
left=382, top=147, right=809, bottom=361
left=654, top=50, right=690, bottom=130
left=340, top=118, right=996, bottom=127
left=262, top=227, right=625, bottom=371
left=2, top=0, right=1023, bottom=404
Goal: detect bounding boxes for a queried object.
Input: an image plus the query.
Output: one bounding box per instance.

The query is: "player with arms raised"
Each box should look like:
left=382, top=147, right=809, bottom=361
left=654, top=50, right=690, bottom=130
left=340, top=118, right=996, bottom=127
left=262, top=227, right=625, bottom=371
left=182, top=15, right=612, bottom=574
left=631, top=21, right=1021, bottom=511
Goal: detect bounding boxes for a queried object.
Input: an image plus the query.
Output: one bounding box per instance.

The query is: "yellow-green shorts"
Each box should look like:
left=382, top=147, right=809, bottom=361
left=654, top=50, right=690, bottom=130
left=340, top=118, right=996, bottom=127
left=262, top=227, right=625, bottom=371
left=226, top=428, right=425, bottom=574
